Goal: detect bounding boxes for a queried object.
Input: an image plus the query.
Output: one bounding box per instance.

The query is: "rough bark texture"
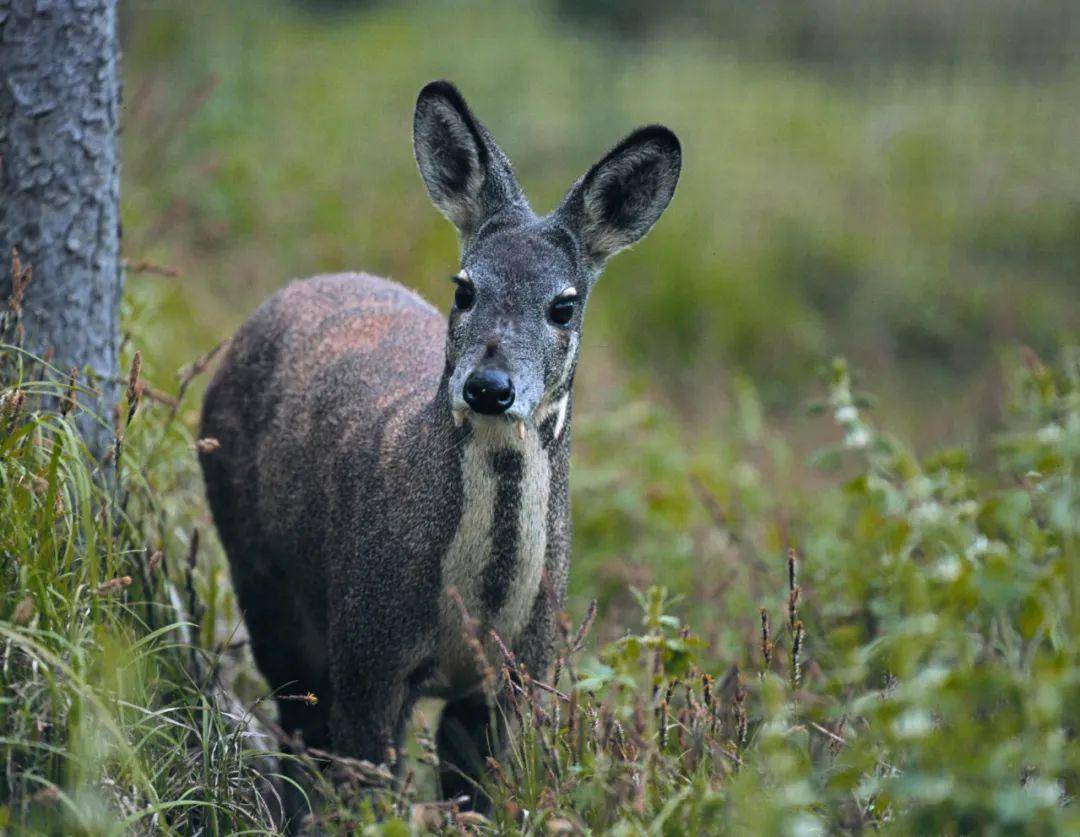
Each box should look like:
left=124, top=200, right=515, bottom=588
left=0, top=0, right=122, bottom=457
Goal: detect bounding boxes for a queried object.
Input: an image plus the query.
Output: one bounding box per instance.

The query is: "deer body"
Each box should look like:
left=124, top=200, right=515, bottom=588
left=200, top=82, right=679, bottom=807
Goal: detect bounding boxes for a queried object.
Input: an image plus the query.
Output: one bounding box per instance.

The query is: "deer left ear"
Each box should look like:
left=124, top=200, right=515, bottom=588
left=556, top=125, right=681, bottom=269
left=413, top=80, right=526, bottom=244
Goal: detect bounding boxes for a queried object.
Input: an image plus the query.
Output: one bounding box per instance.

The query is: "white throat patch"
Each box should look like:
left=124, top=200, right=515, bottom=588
left=432, top=418, right=550, bottom=697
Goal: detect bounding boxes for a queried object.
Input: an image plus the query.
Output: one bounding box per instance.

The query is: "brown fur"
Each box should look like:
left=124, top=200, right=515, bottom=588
left=200, top=82, right=679, bottom=820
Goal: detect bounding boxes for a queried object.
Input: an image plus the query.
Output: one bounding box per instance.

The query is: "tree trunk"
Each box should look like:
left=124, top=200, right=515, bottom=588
left=0, top=0, right=123, bottom=459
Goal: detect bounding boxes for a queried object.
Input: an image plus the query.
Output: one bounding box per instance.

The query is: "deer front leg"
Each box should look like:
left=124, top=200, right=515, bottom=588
left=438, top=578, right=561, bottom=809
left=326, top=587, right=429, bottom=768
left=329, top=667, right=413, bottom=767
left=436, top=691, right=505, bottom=809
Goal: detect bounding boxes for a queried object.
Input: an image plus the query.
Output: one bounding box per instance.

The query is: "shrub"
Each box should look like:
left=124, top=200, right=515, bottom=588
left=469, top=349, right=1079, bottom=833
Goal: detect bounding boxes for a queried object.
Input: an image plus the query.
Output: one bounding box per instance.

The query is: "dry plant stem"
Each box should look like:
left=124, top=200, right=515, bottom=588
left=169, top=339, right=227, bottom=425
left=186, top=528, right=201, bottom=670
left=572, top=599, right=598, bottom=653
left=277, top=692, right=319, bottom=706
left=558, top=599, right=597, bottom=748
left=759, top=607, right=773, bottom=669
left=791, top=619, right=805, bottom=690
left=735, top=677, right=748, bottom=746
left=60, top=367, right=78, bottom=417
left=528, top=677, right=570, bottom=703
left=488, top=628, right=516, bottom=669
left=306, top=748, right=395, bottom=785
left=3, top=248, right=32, bottom=346
left=650, top=645, right=664, bottom=701
left=810, top=721, right=847, bottom=748
left=787, top=548, right=801, bottom=631
left=140, top=385, right=179, bottom=408
left=111, top=350, right=144, bottom=511
left=122, top=258, right=183, bottom=278
left=93, top=575, right=132, bottom=595
left=125, top=350, right=142, bottom=426
left=448, top=586, right=497, bottom=697
left=250, top=704, right=413, bottom=817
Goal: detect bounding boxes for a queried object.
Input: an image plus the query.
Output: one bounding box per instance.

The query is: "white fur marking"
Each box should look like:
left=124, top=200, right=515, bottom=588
left=433, top=419, right=550, bottom=697
left=532, top=332, right=577, bottom=440
left=552, top=395, right=569, bottom=440
left=493, top=423, right=549, bottom=643
left=559, top=332, right=578, bottom=387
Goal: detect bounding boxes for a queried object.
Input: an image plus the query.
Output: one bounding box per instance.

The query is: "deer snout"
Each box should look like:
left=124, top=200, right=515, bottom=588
left=463, top=368, right=515, bottom=415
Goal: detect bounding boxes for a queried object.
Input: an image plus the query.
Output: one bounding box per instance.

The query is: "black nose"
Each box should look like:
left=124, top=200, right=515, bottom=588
left=463, top=368, right=515, bottom=415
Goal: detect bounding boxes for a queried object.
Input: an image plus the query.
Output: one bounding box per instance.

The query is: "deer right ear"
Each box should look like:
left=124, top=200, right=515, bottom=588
left=413, top=81, right=525, bottom=242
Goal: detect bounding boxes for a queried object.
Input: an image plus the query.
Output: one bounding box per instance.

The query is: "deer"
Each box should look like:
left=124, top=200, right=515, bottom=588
left=199, top=80, right=680, bottom=808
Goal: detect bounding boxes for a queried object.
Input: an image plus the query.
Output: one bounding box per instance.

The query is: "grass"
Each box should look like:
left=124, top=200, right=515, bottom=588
left=2, top=288, right=1077, bottom=831
left=0, top=308, right=285, bottom=832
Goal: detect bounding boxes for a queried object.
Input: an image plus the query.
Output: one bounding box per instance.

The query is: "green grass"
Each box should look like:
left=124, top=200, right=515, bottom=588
left=2, top=320, right=1077, bottom=831
left=0, top=358, right=259, bottom=832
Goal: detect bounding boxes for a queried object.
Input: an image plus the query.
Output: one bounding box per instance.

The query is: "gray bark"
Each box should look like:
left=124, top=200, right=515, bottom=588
left=0, top=0, right=123, bottom=458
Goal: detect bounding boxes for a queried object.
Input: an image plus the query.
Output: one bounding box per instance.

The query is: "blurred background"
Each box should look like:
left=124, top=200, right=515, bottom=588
left=118, top=0, right=1079, bottom=642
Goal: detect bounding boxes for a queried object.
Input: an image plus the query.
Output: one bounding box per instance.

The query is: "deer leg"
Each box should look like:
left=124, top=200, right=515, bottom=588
left=436, top=692, right=505, bottom=810
left=328, top=663, right=415, bottom=769
left=326, top=591, right=430, bottom=769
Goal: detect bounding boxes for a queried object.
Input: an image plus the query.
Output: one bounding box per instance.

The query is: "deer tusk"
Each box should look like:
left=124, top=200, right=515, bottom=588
left=553, top=394, right=569, bottom=440
left=516, top=421, right=525, bottom=440
left=452, top=409, right=465, bottom=428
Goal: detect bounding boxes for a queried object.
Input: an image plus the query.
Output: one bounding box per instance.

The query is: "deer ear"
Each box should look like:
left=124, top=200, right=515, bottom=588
left=413, top=80, right=525, bottom=242
left=556, top=126, right=680, bottom=269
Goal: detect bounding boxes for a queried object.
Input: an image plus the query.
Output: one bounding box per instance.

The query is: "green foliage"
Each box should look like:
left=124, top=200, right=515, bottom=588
left=120, top=0, right=1080, bottom=430
left=475, top=347, right=1079, bottom=834
left=3, top=332, right=1076, bottom=832
left=554, top=0, right=1080, bottom=72
left=0, top=341, right=284, bottom=834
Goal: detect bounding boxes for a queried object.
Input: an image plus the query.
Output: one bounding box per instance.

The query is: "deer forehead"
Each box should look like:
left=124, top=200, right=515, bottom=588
left=463, top=225, right=582, bottom=297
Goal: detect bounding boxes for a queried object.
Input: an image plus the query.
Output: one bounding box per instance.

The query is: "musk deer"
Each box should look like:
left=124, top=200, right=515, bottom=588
left=199, top=80, right=680, bottom=804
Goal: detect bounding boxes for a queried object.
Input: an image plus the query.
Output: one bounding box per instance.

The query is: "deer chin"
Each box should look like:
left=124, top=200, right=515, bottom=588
left=450, top=406, right=537, bottom=445
left=460, top=394, right=570, bottom=444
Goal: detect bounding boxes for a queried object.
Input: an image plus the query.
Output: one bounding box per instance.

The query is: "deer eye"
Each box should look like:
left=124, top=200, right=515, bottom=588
left=453, top=280, right=475, bottom=311
left=549, top=295, right=576, bottom=326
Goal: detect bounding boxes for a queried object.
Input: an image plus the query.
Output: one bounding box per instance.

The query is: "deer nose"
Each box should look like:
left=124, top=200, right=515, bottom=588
left=463, top=368, right=515, bottom=415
